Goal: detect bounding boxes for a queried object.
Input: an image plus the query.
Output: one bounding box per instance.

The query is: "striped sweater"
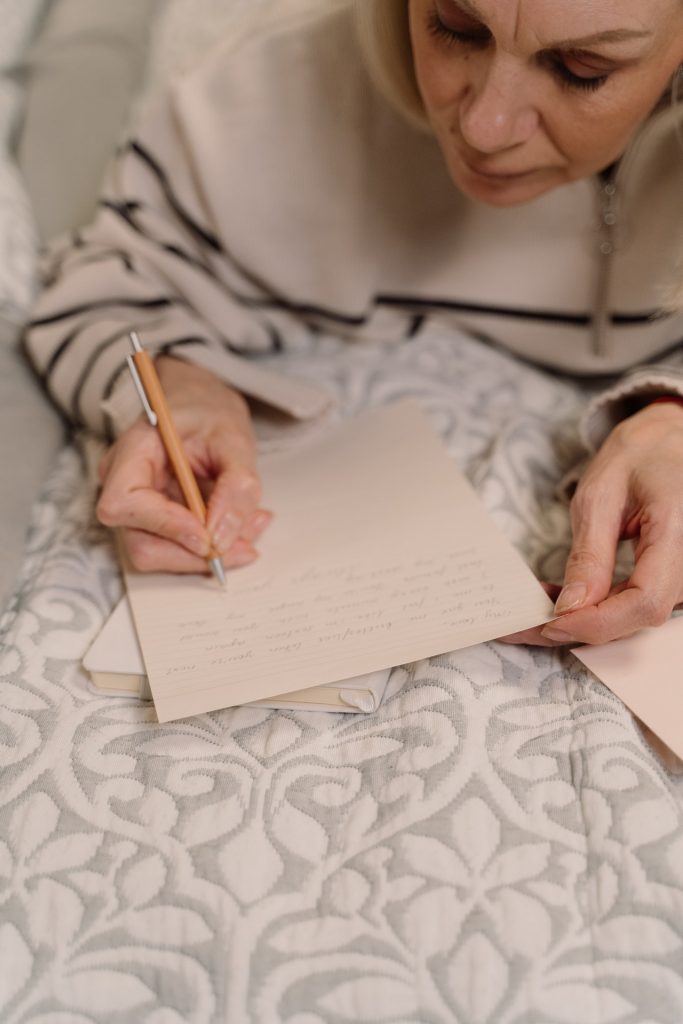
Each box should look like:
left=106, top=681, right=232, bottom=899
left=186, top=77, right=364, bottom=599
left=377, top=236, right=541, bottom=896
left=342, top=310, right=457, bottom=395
left=24, top=1, right=683, bottom=445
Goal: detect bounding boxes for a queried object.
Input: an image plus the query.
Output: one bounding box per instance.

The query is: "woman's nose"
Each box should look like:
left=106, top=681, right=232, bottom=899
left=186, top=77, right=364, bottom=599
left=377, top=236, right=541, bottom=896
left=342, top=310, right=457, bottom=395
left=458, top=59, right=539, bottom=153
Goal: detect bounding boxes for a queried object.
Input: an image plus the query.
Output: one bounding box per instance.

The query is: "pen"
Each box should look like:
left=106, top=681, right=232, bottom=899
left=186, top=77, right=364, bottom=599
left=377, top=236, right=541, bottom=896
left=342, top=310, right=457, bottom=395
left=126, top=331, right=226, bottom=586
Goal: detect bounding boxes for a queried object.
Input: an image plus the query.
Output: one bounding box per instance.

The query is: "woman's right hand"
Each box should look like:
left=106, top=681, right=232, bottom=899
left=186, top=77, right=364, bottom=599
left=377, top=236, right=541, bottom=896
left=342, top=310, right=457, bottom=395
left=96, top=356, right=271, bottom=574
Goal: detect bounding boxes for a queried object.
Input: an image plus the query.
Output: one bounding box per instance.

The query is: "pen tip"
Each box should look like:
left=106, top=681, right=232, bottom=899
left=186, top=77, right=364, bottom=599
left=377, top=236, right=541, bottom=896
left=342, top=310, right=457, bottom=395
left=210, top=557, right=227, bottom=587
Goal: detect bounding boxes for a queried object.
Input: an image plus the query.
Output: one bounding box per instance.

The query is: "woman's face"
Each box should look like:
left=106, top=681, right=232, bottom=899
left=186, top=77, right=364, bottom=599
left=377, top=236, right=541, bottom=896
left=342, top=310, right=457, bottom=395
left=409, top=0, right=683, bottom=205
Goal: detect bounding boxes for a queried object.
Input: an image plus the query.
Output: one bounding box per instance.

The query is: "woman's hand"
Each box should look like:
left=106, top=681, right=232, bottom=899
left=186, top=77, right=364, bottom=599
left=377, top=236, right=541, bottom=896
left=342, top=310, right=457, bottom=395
left=500, top=401, right=683, bottom=647
left=96, top=356, right=271, bottom=574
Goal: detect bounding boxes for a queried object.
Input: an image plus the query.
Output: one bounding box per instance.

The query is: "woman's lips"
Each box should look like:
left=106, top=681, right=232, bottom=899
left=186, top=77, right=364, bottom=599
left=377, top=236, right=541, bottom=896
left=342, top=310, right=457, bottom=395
left=463, top=159, right=539, bottom=181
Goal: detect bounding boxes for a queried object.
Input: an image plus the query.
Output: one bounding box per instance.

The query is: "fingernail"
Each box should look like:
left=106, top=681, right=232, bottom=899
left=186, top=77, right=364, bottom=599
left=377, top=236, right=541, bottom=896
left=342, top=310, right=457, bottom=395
left=182, top=534, right=210, bottom=558
left=212, top=512, right=242, bottom=552
left=252, top=509, right=273, bottom=536
left=554, top=582, right=588, bottom=616
left=541, top=625, right=576, bottom=643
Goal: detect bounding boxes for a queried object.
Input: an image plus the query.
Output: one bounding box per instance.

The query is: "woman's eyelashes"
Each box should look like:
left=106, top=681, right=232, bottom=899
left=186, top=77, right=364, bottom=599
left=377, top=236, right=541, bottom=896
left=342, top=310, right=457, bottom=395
left=548, top=58, right=610, bottom=93
left=427, top=8, right=490, bottom=48
left=426, top=8, right=612, bottom=93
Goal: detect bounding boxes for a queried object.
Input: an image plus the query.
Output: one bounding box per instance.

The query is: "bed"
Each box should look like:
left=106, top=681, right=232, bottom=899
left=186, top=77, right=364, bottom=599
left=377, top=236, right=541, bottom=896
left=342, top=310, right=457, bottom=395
left=2, top=3, right=683, bottom=1022
left=3, top=324, right=683, bottom=1022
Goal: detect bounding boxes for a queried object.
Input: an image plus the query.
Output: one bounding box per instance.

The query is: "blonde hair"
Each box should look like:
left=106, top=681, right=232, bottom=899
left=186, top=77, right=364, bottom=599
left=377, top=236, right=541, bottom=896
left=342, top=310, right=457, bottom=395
left=353, top=0, right=430, bottom=131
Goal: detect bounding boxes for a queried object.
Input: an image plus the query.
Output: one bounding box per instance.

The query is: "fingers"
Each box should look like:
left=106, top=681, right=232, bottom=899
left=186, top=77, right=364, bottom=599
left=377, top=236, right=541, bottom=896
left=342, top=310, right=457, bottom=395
left=97, top=428, right=213, bottom=556
left=97, top=415, right=273, bottom=575
left=206, top=472, right=260, bottom=552
left=203, top=429, right=264, bottom=552
left=239, top=508, right=273, bottom=544
left=541, top=590, right=656, bottom=646
left=542, top=511, right=683, bottom=645
left=497, top=626, right=569, bottom=647
left=499, top=584, right=625, bottom=647
left=535, top=470, right=625, bottom=646
left=499, top=414, right=683, bottom=650
left=497, top=583, right=563, bottom=646
left=120, top=528, right=259, bottom=575
left=538, top=411, right=683, bottom=644
left=551, top=475, right=626, bottom=618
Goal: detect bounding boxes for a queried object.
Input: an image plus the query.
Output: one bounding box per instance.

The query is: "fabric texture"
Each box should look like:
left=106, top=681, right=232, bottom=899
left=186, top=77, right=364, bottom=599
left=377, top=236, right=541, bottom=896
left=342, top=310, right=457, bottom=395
left=0, top=0, right=49, bottom=326
left=17, top=0, right=162, bottom=242
left=0, top=330, right=64, bottom=615
left=22, top=0, right=683, bottom=445
left=0, top=0, right=165, bottom=615
left=2, top=327, right=683, bottom=1022
left=139, top=0, right=262, bottom=103
left=580, top=364, right=683, bottom=451
left=0, top=0, right=62, bottom=613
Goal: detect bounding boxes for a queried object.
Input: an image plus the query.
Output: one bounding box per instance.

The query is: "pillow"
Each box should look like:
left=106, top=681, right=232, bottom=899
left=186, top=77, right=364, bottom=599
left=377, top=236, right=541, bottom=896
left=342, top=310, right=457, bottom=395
left=0, top=336, right=64, bottom=621
left=17, top=0, right=162, bottom=242
left=18, top=0, right=274, bottom=242
left=0, top=0, right=50, bottom=327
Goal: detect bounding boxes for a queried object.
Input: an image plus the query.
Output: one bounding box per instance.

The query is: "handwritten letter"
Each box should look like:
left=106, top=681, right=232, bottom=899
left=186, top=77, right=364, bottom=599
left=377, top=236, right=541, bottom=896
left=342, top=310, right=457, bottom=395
left=125, top=401, right=553, bottom=721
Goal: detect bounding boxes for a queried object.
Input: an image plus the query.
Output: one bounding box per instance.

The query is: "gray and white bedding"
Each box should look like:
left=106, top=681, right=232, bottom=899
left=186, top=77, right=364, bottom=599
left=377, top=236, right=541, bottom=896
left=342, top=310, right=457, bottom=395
left=2, top=327, right=683, bottom=1024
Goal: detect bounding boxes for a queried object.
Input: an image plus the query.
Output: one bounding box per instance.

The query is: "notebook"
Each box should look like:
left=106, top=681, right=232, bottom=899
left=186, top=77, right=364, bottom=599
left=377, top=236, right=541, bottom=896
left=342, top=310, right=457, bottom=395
left=83, top=597, right=391, bottom=712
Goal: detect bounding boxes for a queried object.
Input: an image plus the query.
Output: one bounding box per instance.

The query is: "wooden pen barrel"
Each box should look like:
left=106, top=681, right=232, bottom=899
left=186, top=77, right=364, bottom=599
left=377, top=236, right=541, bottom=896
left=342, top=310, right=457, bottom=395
left=132, top=350, right=207, bottom=523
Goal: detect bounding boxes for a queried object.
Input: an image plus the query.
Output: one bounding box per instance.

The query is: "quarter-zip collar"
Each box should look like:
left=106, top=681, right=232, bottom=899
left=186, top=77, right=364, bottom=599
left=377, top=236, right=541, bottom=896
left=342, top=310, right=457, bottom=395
left=591, top=100, right=683, bottom=358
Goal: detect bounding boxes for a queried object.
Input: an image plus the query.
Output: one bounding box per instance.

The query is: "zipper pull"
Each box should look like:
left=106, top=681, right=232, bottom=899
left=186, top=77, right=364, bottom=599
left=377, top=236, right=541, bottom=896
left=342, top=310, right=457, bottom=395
left=593, top=178, right=618, bottom=357
left=600, top=180, right=618, bottom=249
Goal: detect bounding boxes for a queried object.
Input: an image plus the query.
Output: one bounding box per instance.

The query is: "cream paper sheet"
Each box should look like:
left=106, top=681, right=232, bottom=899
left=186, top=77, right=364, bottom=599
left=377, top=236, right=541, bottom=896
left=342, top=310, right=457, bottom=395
left=83, top=596, right=391, bottom=712
left=572, top=614, right=683, bottom=762
left=125, top=401, right=555, bottom=722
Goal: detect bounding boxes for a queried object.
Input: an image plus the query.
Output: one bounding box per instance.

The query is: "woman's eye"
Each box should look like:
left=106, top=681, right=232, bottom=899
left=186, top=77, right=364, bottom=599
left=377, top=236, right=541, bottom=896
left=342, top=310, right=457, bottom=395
left=427, top=9, right=491, bottom=48
left=427, top=5, right=613, bottom=95
left=550, top=59, right=611, bottom=93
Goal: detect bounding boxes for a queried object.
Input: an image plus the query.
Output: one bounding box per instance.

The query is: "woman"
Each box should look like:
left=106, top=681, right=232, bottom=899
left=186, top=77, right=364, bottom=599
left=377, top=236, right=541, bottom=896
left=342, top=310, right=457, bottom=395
left=24, top=0, right=683, bottom=646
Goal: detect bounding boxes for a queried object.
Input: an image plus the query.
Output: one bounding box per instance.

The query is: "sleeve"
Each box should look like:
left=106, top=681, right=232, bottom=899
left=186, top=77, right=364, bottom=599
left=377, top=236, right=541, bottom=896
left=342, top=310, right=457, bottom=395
left=22, top=82, right=332, bottom=440
left=578, top=357, right=683, bottom=452
left=553, top=356, right=683, bottom=501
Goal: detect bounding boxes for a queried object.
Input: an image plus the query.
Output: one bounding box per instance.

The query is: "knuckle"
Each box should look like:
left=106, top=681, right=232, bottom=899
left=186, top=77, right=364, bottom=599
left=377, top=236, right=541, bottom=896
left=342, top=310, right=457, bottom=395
left=564, top=545, right=603, bottom=576
left=605, top=418, right=634, bottom=448
left=571, top=480, right=609, bottom=521
left=96, top=493, right=124, bottom=526
left=232, top=468, right=261, bottom=502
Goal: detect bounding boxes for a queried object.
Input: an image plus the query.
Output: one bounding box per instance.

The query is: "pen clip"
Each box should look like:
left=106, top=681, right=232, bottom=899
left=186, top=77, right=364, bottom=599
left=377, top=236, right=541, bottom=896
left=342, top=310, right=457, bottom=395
left=126, top=353, right=158, bottom=427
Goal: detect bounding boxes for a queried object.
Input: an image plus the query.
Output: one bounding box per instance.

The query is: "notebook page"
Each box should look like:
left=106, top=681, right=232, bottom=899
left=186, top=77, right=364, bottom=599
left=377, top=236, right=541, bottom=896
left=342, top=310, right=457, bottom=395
left=83, top=596, right=390, bottom=712
left=125, top=401, right=554, bottom=722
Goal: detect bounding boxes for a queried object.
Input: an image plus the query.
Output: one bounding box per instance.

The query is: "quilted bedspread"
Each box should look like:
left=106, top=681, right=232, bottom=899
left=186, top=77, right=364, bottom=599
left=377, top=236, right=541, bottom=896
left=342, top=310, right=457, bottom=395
left=2, top=328, right=683, bottom=1024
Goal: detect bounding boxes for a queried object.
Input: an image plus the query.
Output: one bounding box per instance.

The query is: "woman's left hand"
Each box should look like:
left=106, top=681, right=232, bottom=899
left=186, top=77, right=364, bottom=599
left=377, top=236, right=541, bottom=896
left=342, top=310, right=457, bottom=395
left=499, top=401, right=683, bottom=647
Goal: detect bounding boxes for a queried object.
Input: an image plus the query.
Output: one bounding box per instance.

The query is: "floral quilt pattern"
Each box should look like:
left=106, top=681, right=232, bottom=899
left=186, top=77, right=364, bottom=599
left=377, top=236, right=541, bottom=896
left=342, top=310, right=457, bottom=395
left=2, top=329, right=683, bottom=1024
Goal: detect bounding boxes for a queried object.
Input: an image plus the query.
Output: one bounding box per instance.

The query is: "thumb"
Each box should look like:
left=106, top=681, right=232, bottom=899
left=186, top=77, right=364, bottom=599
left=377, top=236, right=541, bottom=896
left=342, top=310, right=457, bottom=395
left=555, top=486, right=624, bottom=615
